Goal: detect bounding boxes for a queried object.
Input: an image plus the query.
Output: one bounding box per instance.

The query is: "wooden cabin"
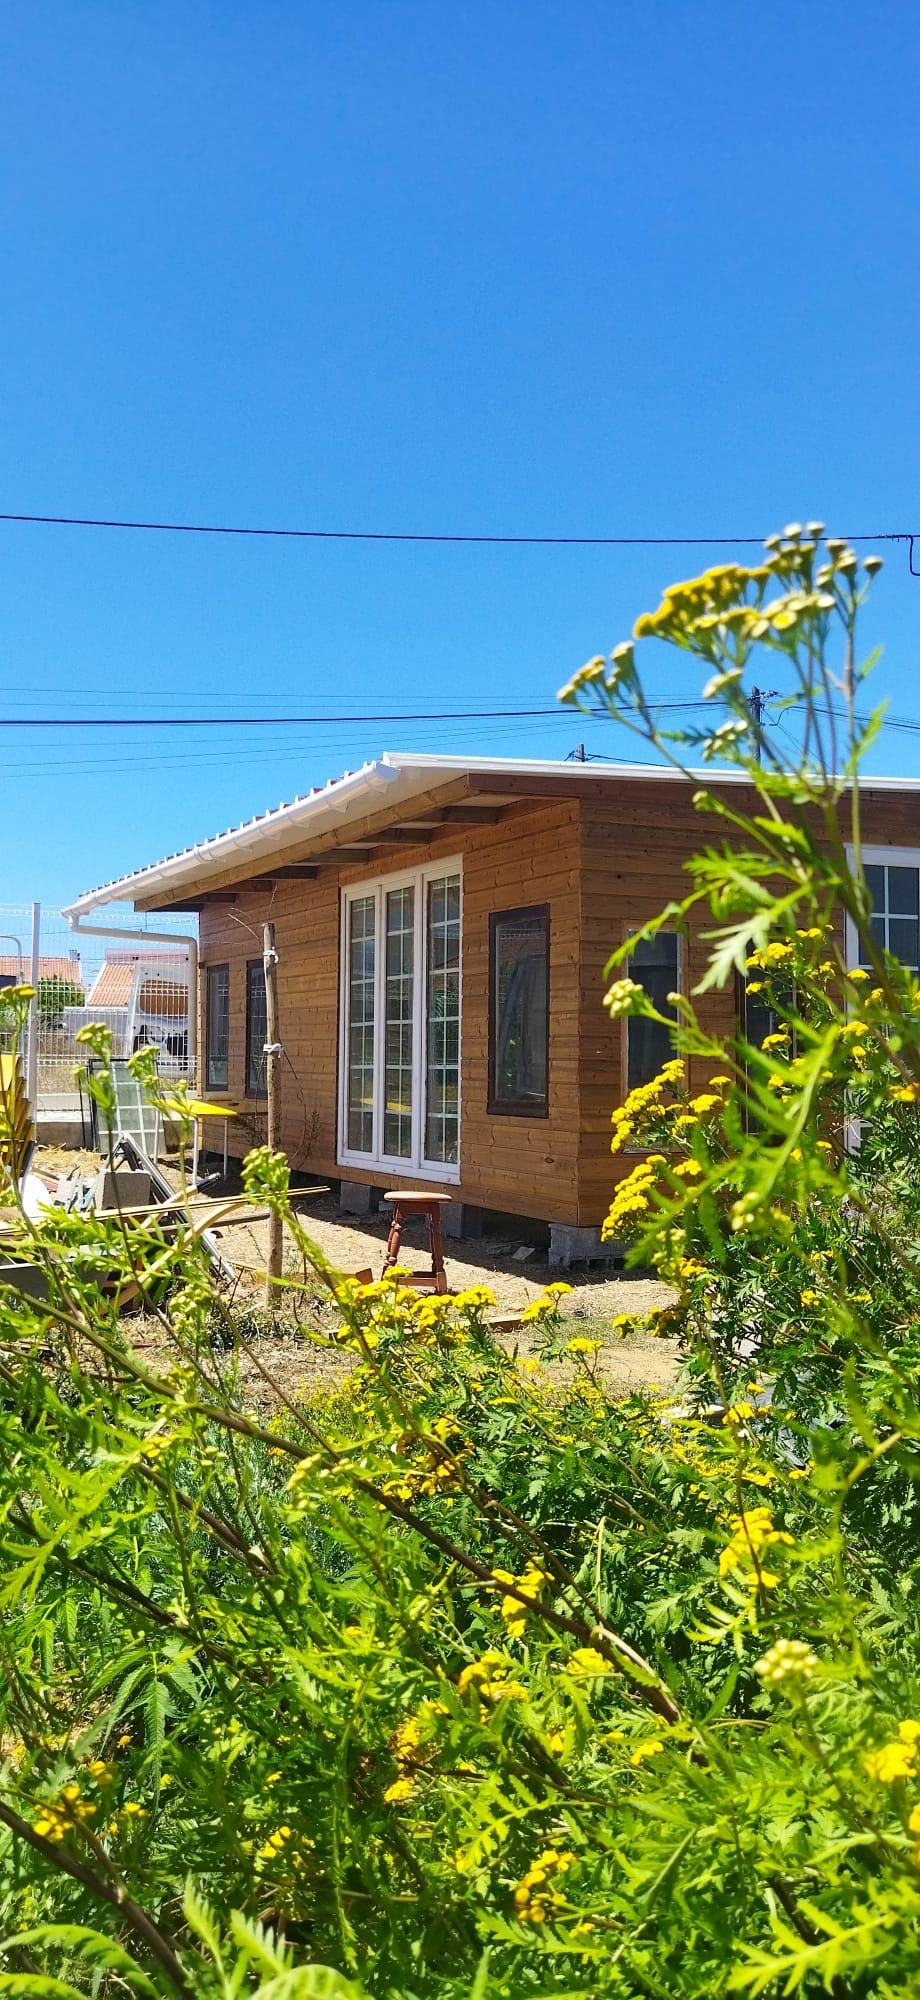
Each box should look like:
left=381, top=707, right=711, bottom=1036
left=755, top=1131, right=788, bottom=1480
left=65, top=754, right=920, bottom=1250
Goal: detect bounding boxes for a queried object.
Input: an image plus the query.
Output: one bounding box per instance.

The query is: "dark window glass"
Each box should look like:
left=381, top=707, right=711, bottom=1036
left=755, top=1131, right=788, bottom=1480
left=206, top=964, right=229, bottom=1090
left=626, top=933, right=679, bottom=1091
left=859, top=863, right=920, bottom=972
left=864, top=864, right=886, bottom=912
left=888, top=867, right=920, bottom=917
left=246, top=961, right=267, bottom=1097
left=489, top=906, right=548, bottom=1115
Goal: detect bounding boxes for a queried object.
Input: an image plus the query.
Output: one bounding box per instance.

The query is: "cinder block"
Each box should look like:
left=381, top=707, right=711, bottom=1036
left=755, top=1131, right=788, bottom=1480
left=92, top=1170, right=152, bottom=1213
left=36, top=1113, right=85, bottom=1149
left=339, top=1180, right=381, bottom=1216
left=0, top=1262, right=50, bottom=1302
left=548, top=1223, right=623, bottom=1271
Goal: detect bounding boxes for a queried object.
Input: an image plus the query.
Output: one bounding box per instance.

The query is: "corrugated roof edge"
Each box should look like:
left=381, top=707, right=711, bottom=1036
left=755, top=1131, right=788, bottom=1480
left=63, top=750, right=920, bottom=917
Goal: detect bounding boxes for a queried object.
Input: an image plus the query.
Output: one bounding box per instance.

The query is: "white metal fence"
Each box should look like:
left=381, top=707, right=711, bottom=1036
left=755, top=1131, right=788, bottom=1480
left=0, top=903, right=199, bottom=1112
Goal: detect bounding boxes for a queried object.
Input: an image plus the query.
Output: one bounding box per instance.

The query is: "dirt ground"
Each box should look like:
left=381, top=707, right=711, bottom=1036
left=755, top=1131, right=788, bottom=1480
left=33, top=1148, right=681, bottom=1406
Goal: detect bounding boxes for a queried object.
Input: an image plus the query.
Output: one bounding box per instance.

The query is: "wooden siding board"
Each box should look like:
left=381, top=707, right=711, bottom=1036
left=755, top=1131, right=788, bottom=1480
left=198, top=800, right=582, bottom=1224
left=195, top=776, right=920, bottom=1232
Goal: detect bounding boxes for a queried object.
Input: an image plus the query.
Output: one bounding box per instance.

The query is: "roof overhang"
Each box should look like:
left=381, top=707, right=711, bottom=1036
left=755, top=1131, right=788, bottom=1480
left=63, top=751, right=920, bottom=918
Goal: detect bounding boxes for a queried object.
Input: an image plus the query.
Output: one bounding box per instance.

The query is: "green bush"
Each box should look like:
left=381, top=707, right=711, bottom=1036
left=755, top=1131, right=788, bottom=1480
left=1, top=528, right=919, bottom=1996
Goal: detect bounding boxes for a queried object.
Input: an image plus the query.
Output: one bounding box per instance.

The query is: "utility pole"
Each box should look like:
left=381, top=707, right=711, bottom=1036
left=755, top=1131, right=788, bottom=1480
left=262, top=921, right=284, bottom=1306
left=748, top=686, right=778, bottom=762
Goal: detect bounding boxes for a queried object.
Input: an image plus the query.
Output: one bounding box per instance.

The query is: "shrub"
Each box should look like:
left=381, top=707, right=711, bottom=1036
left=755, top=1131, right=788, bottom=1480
left=1, top=529, right=919, bottom=1996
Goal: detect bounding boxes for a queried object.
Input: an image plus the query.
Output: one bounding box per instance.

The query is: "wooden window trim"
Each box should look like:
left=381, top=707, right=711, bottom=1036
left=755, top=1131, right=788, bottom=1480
left=245, top=958, right=267, bottom=1099
left=488, top=904, right=550, bottom=1119
left=205, top=962, right=230, bottom=1093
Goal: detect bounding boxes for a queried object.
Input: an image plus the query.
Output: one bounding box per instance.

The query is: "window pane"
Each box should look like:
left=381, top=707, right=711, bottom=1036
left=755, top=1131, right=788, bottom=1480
left=425, top=876, right=461, bottom=1163
left=888, top=867, right=920, bottom=918
left=206, top=965, right=229, bottom=1089
left=246, top=964, right=267, bottom=1097
left=626, top=933, right=679, bottom=1090
left=383, top=886, right=414, bottom=1157
left=888, top=917, right=920, bottom=969
left=490, top=908, right=548, bottom=1111
left=347, top=896, right=376, bottom=1152
left=864, top=864, right=886, bottom=914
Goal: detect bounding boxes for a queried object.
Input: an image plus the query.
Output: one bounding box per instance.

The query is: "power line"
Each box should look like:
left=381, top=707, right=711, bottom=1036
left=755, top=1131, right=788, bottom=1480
left=0, top=509, right=913, bottom=550
left=0, top=697, right=717, bottom=730
left=0, top=706, right=566, bottom=728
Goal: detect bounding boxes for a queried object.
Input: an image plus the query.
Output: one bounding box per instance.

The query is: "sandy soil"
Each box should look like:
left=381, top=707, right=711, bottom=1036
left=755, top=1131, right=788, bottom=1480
left=32, top=1150, right=682, bottom=1406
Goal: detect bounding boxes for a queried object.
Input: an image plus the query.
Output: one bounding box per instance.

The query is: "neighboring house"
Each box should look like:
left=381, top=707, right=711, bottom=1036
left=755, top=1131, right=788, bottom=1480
left=0, top=953, right=82, bottom=991
left=62, top=950, right=190, bottom=1069
left=64, top=754, right=920, bottom=1241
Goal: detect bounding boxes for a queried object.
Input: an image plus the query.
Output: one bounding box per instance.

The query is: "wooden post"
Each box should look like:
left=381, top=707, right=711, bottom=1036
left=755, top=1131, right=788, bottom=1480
left=262, top=921, right=283, bottom=1306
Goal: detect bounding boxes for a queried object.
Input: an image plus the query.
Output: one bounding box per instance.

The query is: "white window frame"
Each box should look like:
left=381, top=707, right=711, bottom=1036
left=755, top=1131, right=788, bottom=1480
left=843, top=845, right=920, bottom=1151
left=844, top=845, right=920, bottom=973
left=337, top=858, right=462, bottom=1183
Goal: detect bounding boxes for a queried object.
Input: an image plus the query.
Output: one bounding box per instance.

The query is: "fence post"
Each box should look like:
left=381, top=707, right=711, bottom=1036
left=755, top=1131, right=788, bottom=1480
left=26, top=902, right=40, bottom=1113
left=263, top=922, right=283, bottom=1306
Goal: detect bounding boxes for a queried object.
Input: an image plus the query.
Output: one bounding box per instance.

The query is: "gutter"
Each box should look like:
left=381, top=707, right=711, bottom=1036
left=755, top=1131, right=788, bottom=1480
left=62, top=759, right=402, bottom=917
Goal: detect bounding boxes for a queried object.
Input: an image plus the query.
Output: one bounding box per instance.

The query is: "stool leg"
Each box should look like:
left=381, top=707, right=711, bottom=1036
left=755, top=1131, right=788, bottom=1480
left=383, top=1207, right=404, bottom=1272
left=428, top=1207, right=448, bottom=1293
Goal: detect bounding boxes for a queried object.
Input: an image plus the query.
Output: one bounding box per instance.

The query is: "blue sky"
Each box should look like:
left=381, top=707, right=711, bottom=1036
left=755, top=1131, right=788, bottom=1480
left=3, top=1, right=920, bottom=909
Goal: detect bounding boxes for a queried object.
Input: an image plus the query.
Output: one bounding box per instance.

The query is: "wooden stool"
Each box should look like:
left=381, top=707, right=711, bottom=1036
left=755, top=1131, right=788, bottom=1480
left=382, top=1190, right=452, bottom=1293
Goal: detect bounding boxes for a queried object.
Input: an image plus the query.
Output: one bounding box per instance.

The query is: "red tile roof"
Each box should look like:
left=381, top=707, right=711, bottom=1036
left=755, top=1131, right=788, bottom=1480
left=0, top=954, right=82, bottom=982
left=86, top=952, right=188, bottom=1009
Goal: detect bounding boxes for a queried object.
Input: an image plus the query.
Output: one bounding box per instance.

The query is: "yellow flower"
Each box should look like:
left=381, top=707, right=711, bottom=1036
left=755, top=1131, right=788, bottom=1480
left=521, top=1296, right=557, bottom=1324
left=630, top=1739, right=664, bottom=1766
left=453, top=1285, right=496, bottom=1310
left=513, top=1846, right=575, bottom=1923
left=564, top=1646, right=611, bottom=1680
left=800, top=1289, right=820, bottom=1307
left=864, top=1739, right=918, bottom=1784
left=383, top=1776, right=416, bottom=1804
left=718, top=1507, right=793, bottom=1585
left=566, top=1336, right=602, bottom=1356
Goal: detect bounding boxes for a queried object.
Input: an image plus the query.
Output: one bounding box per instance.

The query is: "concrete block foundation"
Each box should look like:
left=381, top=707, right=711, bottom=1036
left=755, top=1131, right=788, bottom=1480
left=339, top=1180, right=381, bottom=1217
left=548, top=1223, right=624, bottom=1271
left=441, top=1201, right=484, bottom=1240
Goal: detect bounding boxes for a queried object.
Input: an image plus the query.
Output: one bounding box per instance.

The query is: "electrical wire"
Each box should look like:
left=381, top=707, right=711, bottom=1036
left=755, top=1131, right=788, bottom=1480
left=0, top=509, right=912, bottom=549
left=0, top=698, right=715, bottom=729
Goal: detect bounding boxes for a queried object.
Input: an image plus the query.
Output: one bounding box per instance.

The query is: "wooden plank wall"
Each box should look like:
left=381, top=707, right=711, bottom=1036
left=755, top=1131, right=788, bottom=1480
left=198, top=798, right=584, bottom=1223
left=576, top=780, right=920, bottom=1226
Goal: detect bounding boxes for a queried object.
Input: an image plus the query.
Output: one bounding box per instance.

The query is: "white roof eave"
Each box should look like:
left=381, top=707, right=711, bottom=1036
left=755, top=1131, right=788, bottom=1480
left=62, top=750, right=920, bottom=916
